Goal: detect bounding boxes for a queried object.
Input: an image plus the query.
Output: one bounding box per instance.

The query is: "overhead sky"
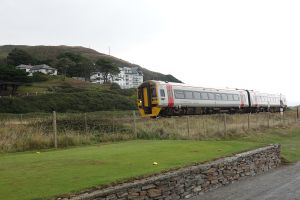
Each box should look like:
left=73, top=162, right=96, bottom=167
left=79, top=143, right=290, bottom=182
left=1, top=0, right=300, bottom=105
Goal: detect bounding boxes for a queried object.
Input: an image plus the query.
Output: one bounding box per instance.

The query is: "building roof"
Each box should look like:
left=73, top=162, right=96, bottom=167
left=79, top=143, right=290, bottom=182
left=31, top=64, right=56, bottom=71
left=16, top=64, right=33, bottom=69
left=16, top=64, right=57, bottom=71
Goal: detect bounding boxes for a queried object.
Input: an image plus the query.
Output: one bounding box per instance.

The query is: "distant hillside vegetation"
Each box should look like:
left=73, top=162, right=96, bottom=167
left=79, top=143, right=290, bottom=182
left=0, top=76, right=137, bottom=113
left=0, top=45, right=182, bottom=83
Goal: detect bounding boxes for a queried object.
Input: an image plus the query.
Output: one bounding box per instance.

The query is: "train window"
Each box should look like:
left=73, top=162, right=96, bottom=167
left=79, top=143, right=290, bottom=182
left=151, top=87, right=157, bottom=97
left=227, top=94, right=234, bottom=101
left=174, top=90, right=185, bottom=99
left=221, top=94, right=227, bottom=101
left=201, top=92, right=208, bottom=100
left=208, top=93, right=215, bottom=100
left=233, top=94, right=239, bottom=101
left=215, top=94, right=221, bottom=100
left=160, top=89, right=165, bottom=97
left=193, top=92, right=201, bottom=99
left=138, top=89, right=142, bottom=99
left=185, top=91, right=193, bottom=99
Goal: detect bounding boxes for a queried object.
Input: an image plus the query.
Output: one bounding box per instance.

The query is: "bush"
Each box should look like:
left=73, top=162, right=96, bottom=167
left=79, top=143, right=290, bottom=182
left=31, top=72, right=49, bottom=82
left=0, top=91, right=136, bottom=113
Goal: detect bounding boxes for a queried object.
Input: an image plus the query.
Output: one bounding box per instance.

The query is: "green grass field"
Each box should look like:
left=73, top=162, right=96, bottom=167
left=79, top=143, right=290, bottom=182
left=1, top=127, right=300, bottom=200
left=0, top=140, right=261, bottom=200
left=240, top=127, right=300, bottom=162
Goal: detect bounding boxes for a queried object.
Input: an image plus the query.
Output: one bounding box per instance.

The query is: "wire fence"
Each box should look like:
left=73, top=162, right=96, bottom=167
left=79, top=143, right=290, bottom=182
left=0, top=109, right=299, bottom=152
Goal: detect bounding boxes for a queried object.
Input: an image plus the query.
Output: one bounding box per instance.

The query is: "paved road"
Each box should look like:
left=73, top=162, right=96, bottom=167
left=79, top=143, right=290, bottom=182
left=191, top=162, right=300, bottom=200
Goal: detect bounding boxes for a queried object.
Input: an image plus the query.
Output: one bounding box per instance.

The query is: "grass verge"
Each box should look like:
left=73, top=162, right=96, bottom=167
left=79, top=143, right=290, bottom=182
left=1, top=126, right=300, bottom=200
left=0, top=140, right=261, bottom=200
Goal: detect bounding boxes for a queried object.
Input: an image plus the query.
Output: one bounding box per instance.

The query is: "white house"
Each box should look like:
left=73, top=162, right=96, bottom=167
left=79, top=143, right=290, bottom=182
left=15, top=64, right=32, bottom=73
left=90, top=66, right=143, bottom=89
left=16, top=64, right=58, bottom=76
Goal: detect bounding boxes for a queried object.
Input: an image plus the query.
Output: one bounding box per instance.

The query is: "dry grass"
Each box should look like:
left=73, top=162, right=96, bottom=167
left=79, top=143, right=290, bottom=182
left=0, top=110, right=299, bottom=152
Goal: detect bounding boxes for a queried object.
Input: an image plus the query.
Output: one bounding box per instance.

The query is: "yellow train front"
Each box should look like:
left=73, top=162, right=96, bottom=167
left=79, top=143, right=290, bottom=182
left=137, top=80, right=162, bottom=117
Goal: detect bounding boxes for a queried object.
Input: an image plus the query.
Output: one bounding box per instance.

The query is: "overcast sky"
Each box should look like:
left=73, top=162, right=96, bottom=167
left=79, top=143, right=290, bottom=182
left=1, top=0, right=300, bottom=105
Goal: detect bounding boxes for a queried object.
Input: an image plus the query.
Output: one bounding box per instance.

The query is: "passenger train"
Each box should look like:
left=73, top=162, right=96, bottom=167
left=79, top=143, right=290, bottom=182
left=137, top=80, right=287, bottom=117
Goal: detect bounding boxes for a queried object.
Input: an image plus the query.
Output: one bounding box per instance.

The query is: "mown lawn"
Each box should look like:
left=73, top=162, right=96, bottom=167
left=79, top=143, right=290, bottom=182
left=239, top=127, right=300, bottom=162
left=1, top=126, right=300, bottom=200
left=0, top=140, right=261, bottom=200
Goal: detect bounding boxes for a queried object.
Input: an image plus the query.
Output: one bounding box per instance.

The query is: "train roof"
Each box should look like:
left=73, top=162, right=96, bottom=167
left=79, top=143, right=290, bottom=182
left=143, top=80, right=285, bottom=97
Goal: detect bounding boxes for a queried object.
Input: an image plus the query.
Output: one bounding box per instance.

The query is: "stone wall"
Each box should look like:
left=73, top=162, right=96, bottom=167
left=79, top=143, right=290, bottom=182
left=61, top=144, right=281, bottom=200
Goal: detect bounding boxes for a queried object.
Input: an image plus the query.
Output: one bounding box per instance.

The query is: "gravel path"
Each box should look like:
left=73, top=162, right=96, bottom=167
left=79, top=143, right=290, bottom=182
left=190, top=162, right=300, bottom=200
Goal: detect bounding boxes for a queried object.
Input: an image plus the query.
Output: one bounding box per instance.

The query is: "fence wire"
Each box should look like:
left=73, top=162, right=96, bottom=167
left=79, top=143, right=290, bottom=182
left=0, top=109, right=299, bottom=152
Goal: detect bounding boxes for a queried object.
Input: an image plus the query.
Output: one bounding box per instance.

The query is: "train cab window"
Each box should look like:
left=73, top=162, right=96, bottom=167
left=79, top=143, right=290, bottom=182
left=201, top=92, right=208, bottom=100
left=227, top=94, right=234, bottom=101
left=215, top=94, right=221, bottom=101
left=160, top=89, right=165, bottom=97
left=193, top=92, right=201, bottom=99
left=221, top=94, right=227, bottom=101
left=174, top=90, right=185, bottom=99
left=138, top=89, right=142, bottom=99
left=151, top=87, right=157, bottom=97
left=233, top=94, right=239, bottom=101
left=208, top=93, right=215, bottom=100
left=184, top=91, right=193, bottom=99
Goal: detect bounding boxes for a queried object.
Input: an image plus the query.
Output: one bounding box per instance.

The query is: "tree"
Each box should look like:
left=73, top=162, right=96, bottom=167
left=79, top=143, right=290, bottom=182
left=7, top=48, right=36, bottom=66
left=95, top=59, right=120, bottom=83
left=56, top=57, right=75, bottom=80
left=0, top=65, right=31, bottom=95
left=57, top=52, right=94, bottom=81
left=0, top=57, right=7, bottom=65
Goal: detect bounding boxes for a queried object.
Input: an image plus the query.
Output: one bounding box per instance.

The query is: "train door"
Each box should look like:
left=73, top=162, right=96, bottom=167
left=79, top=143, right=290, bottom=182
left=138, top=82, right=152, bottom=114
left=158, top=85, right=168, bottom=106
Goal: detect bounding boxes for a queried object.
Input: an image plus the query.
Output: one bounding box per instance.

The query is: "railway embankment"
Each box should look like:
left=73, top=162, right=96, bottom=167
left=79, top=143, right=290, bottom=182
left=60, top=144, right=281, bottom=200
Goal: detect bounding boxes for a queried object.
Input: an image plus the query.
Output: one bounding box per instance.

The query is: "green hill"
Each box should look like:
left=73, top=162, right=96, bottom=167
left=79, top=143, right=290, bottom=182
left=0, top=76, right=137, bottom=113
left=0, top=45, right=181, bottom=83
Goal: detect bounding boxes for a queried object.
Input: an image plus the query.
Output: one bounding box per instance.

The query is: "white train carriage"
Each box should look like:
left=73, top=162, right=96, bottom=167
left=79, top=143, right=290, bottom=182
left=137, top=80, right=287, bottom=117
left=138, top=81, right=248, bottom=117
left=248, top=91, right=287, bottom=112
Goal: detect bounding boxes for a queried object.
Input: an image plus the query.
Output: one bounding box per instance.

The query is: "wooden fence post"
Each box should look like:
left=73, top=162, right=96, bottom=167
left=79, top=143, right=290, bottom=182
left=53, top=111, right=57, bottom=149
left=84, top=113, right=88, bottom=133
left=133, top=111, right=137, bottom=138
left=267, top=112, right=270, bottom=128
left=112, top=114, right=115, bottom=133
left=297, top=107, right=299, bottom=121
left=20, top=114, right=23, bottom=125
left=187, top=116, right=190, bottom=138
left=248, top=113, right=250, bottom=130
left=223, top=113, right=227, bottom=137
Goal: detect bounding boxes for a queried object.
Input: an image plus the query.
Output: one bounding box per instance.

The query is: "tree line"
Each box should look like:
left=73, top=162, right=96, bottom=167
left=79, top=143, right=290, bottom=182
left=0, top=48, right=121, bottom=95
left=0, top=48, right=120, bottom=82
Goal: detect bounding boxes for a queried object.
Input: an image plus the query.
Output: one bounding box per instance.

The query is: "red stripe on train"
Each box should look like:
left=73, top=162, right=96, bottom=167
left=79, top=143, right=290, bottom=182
left=166, top=84, right=174, bottom=107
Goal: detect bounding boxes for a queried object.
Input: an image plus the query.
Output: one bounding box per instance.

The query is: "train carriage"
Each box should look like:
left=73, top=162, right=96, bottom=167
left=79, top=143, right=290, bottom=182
left=137, top=80, right=287, bottom=118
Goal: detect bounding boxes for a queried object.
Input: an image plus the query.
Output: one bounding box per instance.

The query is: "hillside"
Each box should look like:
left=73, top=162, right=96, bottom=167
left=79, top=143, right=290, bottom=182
left=0, top=76, right=137, bottom=113
left=0, top=45, right=181, bottom=83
